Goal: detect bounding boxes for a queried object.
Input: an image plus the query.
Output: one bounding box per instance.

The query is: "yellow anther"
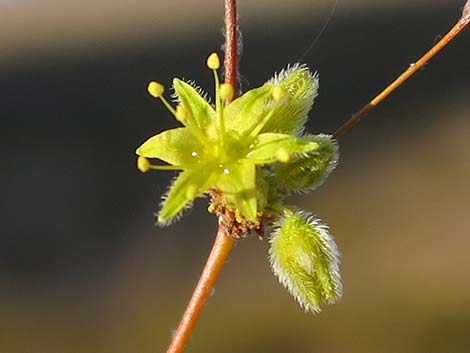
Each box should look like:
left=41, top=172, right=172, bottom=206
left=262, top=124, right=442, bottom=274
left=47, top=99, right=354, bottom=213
left=175, top=105, right=188, bottom=122
left=186, top=184, right=199, bottom=200
left=137, top=156, right=150, bottom=173
left=220, top=83, right=234, bottom=102
left=276, top=148, right=291, bottom=163
left=147, top=81, right=165, bottom=98
left=272, top=86, right=286, bottom=101
left=207, top=52, right=220, bottom=70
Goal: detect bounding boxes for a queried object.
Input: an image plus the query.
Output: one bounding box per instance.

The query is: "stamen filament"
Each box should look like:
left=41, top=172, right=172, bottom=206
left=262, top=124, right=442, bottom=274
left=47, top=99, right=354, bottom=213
left=213, top=69, right=226, bottom=145
left=149, top=165, right=185, bottom=171
left=245, top=110, right=275, bottom=141
left=147, top=81, right=178, bottom=118
left=165, top=98, right=207, bottom=144
left=137, top=156, right=185, bottom=173
left=159, top=96, right=177, bottom=116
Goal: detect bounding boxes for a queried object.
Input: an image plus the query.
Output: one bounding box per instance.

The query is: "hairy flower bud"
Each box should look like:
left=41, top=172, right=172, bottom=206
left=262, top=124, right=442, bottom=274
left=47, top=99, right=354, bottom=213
left=269, top=208, right=342, bottom=313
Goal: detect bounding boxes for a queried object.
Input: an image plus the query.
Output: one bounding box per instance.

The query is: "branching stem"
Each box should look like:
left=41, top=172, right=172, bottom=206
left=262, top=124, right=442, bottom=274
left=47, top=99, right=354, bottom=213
left=164, top=1, right=238, bottom=353
left=333, top=2, right=470, bottom=139
left=163, top=2, right=470, bottom=352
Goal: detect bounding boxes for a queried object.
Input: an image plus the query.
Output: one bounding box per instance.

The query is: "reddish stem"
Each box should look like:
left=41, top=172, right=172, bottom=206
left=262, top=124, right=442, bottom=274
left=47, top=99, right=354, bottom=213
left=224, top=0, right=238, bottom=89
left=333, top=3, right=470, bottom=139
left=166, top=225, right=235, bottom=353
left=164, top=2, right=238, bottom=353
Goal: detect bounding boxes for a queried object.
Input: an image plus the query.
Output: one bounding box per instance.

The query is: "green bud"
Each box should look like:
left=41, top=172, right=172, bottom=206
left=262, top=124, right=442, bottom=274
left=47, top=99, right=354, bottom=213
left=270, top=134, right=338, bottom=193
left=269, top=208, right=342, bottom=313
left=262, top=64, right=319, bottom=135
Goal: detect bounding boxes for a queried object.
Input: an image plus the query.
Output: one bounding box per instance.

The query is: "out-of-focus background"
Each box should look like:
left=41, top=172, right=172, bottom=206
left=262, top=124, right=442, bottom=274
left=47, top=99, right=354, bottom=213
left=1, top=0, right=469, bottom=352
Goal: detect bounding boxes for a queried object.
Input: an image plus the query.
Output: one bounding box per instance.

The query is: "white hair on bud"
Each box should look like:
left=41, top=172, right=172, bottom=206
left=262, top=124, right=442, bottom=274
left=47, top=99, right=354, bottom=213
left=268, top=209, right=342, bottom=313
left=270, top=63, right=314, bottom=84
left=296, top=134, right=339, bottom=194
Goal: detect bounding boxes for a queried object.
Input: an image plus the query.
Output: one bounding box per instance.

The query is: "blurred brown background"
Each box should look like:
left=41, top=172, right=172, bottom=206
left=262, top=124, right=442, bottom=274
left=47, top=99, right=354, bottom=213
left=1, top=1, right=469, bottom=352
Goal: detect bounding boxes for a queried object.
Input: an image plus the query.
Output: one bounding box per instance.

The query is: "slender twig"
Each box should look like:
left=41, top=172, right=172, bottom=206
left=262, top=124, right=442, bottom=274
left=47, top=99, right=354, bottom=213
left=333, top=1, right=470, bottom=139
left=224, top=0, right=238, bottom=88
left=165, top=224, right=235, bottom=353
left=164, top=2, right=238, bottom=353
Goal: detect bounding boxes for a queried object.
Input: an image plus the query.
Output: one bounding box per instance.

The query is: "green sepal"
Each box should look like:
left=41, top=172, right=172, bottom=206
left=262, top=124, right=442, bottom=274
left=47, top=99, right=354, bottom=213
left=136, top=128, right=202, bottom=167
left=214, top=160, right=257, bottom=221
left=269, top=208, right=342, bottom=313
left=173, top=78, right=215, bottom=129
left=270, top=134, right=338, bottom=192
left=247, top=133, right=319, bottom=164
left=262, top=65, right=319, bottom=135
left=224, top=83, right=274, bottom=136
left=158, top=168, right=214, bottom=225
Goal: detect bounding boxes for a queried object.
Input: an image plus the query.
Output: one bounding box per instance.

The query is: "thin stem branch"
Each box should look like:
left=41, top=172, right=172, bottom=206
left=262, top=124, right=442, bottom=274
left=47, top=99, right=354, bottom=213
left=333, top=2, right=470, bottom=139
left=164, top=2, right=239, bottom=353
left=166, top=224, right=235, bottom=353
left=224, top=0, right=238, bottom=89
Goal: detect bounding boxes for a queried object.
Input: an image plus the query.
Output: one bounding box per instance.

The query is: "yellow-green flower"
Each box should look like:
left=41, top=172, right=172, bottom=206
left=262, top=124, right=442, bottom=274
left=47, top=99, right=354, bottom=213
left=136, top=54, right=321, bottom=225
left=136, top=53, right=342, bottom=313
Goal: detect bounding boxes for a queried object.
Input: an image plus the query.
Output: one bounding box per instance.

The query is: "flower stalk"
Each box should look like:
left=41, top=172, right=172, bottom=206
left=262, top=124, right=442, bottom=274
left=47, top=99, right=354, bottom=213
left=165, top=224, right=234, bottom=353
left=223, top=0, right=238, bottom=89
left=164, top=1, right=239, bottom=353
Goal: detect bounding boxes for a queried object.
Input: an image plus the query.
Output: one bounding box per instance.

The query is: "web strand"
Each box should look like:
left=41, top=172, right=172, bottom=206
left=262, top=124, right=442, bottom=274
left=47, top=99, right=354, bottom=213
left=298, top=0, right=339, bottom=62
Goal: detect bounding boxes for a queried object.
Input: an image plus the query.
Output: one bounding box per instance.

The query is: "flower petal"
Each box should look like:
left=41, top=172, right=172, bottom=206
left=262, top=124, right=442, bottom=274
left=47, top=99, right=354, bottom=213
left=269, top=208, right=342, bottom=313
left=262, top=65, right=319, bottom=135
left=224, top=83, right=274, bottom=135
left=158, top=168, right=215, bottom=225
left=214, top=160, right=257, bottom=221
left=173, top=78, right=216, bottom=129
left=136, top=128, right=202, bottom=167
left=246, top=133, right=318, bottom=163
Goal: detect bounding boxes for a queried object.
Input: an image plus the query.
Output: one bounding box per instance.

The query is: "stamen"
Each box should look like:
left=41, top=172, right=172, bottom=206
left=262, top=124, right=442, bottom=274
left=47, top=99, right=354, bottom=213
left=159, top=96, right=177, bottom=116
left=206, top=52, right=221, bottom=70
left=243, top=84, right=277, bottom=141
left=137, top=156, right=150, bottom=173
left=138, top=156, right=184, bottom=172
left=149, top=165, right=185, bottom=171
left=147, top=81, right=177, bottom=116
left=245, top=110, right=275, bottom=141
left=220, top=83, right=234, bottom=102
left=276, top=148, right=291, bottom=163
left=175, top=105, right=188, bottom=123
left=147, top=81, right=164, bottom=98
left=207, top=52, right=225, bottom=144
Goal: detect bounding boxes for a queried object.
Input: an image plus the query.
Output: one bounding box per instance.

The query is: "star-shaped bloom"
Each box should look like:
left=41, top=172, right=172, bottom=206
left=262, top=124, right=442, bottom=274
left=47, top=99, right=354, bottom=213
left=136, top=53, right=321, bottom=225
